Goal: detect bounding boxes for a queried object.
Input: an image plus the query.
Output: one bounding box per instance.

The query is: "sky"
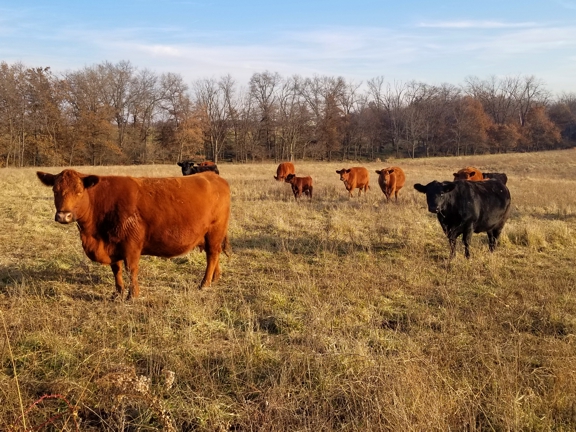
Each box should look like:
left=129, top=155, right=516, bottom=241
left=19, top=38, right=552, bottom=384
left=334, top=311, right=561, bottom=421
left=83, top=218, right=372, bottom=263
left=1, top=0, right=576, bottom=95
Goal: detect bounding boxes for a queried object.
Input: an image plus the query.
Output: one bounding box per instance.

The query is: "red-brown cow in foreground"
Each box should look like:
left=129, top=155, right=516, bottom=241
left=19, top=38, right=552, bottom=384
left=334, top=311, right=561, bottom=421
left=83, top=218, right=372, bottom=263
left=336, top=167, right=370, bottom=197
left=285, top=173, right=313, bottom=200
left=37, top=169, right=231, bottom=300
left=453, top=166, right=483, bottom=181
left=375, top=166, right=406, bottom=202
left=274, top=162, right=295, bottom=181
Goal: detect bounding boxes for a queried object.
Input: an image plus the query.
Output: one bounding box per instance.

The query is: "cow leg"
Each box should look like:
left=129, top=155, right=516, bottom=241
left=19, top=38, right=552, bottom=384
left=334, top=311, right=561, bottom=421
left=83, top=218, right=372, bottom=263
left=110, top=261, right=124, bottom=298
left=124, top=253, right=141, bottom=300
left=462, top=227, right=474, bottom=259
left=448, top=237, right=457, bottom=259
left=200, top=236, right=222, bottom=289
left=488, top=228, right=502, bottom=252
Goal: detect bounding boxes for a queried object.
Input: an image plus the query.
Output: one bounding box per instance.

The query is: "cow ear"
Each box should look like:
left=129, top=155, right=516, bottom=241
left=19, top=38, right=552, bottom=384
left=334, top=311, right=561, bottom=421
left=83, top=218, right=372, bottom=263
left=442, top=182, right=457, bottom=193
left=177, top=162, right=183, bottom=167
left=387, top=169, right=394, bottom=174
left=413, top=183, right=427, bottom=193
left=345, top=169, right=351, bottom=173
left=37, top=171, right=56, bottom=186
left=82, top=175, right=99, bottom=189
left=469, top=171, right=476, bottom=177
left=452, top=172, right=458, bottom=177
left=375, top=170, right=381, bottom=174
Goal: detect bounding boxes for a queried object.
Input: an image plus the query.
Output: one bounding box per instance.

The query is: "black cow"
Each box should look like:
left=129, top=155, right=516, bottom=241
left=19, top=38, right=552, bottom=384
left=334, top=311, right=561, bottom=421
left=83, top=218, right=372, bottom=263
left=482, top=172, right=508, bottom=185
left=177, top=161, right=220, bottom=176
left=414, top=179, right=511, bottom=258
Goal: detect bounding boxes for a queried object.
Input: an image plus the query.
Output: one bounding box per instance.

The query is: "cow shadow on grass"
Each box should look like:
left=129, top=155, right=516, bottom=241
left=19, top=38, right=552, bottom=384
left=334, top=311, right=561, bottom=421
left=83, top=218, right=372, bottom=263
left=0, top=263, right=108, bottom=301
left=230, top=233, right=402, bottom=257
left=528, top=211, right=576, bottom=222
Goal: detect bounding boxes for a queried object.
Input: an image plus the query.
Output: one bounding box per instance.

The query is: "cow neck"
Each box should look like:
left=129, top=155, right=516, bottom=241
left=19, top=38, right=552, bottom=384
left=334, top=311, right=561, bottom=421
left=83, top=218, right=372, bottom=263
left=74, top=188, right=97, bottom=234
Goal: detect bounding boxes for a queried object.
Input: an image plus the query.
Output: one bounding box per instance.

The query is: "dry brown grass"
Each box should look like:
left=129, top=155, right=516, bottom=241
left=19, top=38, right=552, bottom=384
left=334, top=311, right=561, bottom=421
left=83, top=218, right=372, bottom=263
left=1, top=150, right=576, bottom=430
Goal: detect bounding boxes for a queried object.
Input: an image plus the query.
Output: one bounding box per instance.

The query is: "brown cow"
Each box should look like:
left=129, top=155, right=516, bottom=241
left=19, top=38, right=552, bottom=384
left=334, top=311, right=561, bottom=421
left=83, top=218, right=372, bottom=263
left=375, top=166, right=406, bottom=202
left=274, top=162, right=295, bottom=181
left=198, top=161, right=215, bottom=166
left=285, top=173, right=313, bottom=200
left=37, top=169, right=231, bottom=300
left=453, top=166, right=483, bottom=181
left=336, top=167, right=370, bottom=197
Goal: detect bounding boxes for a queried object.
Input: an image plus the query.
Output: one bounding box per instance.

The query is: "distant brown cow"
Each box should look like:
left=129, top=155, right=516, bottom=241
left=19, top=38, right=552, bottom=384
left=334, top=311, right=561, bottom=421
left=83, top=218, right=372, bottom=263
left=336, top=167, right=370, bottom=197
left=199, top=161, right=215, bottom=166
left=453, top=166, right=483, bottom=181
left=285, top=173, right=313, bottom=200
left=37, top=169, right=231, bottom=300
left=274, top=162, right=295, bottom=181
left=375, top=166, right=406, bottom=202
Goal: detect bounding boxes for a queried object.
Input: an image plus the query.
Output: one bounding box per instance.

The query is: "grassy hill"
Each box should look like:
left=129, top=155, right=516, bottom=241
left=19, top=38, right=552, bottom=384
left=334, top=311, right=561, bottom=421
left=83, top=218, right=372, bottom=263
left=1, top=150, right=576, bottom=430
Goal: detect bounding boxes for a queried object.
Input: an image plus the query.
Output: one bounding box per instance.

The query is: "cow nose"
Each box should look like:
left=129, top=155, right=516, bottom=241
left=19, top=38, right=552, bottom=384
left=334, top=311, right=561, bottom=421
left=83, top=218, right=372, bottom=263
left=55, top=211, right=74, bottom=224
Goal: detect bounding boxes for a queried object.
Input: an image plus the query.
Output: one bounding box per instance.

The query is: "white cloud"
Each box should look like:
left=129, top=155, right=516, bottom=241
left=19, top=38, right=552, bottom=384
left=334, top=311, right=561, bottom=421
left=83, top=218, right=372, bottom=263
left=2, top=14, right=576, bottom=94
left=418, top=20, right=539, bottom=29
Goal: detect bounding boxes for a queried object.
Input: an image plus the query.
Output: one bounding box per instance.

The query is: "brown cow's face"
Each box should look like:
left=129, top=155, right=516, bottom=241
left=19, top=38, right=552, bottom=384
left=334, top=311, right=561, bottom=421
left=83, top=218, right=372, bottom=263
left=336, top=169, right=351, bottom=182
left=37, top=170, right=99, bottom=224
left=453, top=167, right=481, bottom=181
left=453, top=171, right=474, bottom=180
left=382, top=169, right=395, bottom=182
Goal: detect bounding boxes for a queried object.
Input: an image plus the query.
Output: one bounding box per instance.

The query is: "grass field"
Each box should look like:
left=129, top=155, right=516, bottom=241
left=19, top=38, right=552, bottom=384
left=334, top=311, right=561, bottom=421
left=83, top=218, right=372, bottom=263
left=1, top=150, right=576, bottom=431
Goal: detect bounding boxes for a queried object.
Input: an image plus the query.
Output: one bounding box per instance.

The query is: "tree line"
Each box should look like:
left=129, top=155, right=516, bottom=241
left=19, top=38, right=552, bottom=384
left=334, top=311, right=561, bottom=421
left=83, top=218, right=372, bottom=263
left=1, top=60, right=575, bottom=167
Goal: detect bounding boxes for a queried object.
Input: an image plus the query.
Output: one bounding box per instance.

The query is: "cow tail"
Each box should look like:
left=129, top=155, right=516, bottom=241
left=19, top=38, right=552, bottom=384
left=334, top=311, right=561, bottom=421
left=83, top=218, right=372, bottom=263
left=222, top=235, right=231, bottom=257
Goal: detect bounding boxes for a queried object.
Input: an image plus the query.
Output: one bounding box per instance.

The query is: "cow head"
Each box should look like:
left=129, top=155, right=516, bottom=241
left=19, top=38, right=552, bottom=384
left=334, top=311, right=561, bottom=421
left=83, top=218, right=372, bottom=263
left=284, top=173, right=296, bottom=184
left=336, top=168, right=351, bottom=182
left=414, top=181, right=457, bottom=214
left=177, top=160, right=196, bottom=176
left=376, top=168, right=395, bottom=183
left=453, top=167, right=481, bottom=181
left=37, top=170, right=99, bottom=224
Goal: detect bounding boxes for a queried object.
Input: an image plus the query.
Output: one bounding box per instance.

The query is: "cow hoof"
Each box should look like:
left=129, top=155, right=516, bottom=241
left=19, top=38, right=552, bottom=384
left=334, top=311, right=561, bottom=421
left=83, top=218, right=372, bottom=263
left=110, top=292, right=124, bottom=301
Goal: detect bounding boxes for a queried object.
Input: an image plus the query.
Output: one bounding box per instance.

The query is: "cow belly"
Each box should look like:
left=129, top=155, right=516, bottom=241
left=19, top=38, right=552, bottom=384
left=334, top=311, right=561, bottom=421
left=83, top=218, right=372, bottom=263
left=141, top=238, right=201, bottom=258
left=142, top=228, right=205, bottom=258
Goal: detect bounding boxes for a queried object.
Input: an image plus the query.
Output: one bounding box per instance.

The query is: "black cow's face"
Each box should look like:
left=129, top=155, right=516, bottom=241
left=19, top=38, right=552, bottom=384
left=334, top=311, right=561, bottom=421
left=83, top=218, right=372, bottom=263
left=177, top=161, right=196, bottom=176
left=414, top=181, right=457, bottom=214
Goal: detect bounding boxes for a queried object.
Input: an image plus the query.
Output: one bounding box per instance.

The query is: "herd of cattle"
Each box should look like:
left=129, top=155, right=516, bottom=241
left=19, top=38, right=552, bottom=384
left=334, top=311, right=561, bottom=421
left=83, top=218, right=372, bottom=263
left=35, top=159, right=511, bottom=300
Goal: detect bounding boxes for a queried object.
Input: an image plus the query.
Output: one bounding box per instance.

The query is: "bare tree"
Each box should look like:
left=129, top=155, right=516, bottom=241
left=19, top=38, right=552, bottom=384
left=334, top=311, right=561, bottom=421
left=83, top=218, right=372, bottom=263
left=249, top=71, right=281, bottom=159
left=0, top=62, right=27, bottom=166
left=193, top=76, right=234, bottom=163
left=62, top=65, right=117, bottom=165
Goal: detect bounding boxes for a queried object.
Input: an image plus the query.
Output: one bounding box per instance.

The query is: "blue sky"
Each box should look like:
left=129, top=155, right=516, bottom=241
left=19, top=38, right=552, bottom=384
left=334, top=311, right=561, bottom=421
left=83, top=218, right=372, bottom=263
left=1, top=0, right=576, bottom=95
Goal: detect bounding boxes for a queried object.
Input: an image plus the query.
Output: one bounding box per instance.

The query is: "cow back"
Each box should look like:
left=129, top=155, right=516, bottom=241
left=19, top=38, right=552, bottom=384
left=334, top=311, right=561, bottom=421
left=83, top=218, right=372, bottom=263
left=348, top=167, right=369, bottom=188
left=87, top=172, right=230, bottom=258
left=275, top=162, right=295, bottom=181
left=482, top=172, right=508, bottom=185
left=445, top=180, right=511, bottom=232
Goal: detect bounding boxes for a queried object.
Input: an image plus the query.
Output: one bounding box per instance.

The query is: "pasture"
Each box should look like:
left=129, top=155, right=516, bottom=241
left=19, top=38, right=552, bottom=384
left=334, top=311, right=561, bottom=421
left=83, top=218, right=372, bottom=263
left=1, top=150, right=576, bottom=430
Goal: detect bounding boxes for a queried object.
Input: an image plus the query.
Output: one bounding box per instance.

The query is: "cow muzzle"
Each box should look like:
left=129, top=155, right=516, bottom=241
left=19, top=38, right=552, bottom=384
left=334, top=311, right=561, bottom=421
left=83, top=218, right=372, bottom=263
left=55, top=211, right=75, bottom=224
